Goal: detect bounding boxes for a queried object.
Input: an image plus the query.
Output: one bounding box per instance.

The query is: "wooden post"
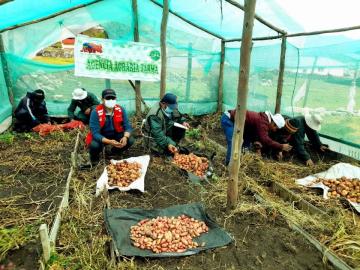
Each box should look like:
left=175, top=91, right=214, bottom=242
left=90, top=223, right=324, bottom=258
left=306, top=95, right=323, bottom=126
left=160, top=0, right=169, bottom=98
left=347, top=62, right=359, bottom=112
left=185, top=43, right=192, bottom=102
left=274, top=35, right=287, bottom=113
left=217, top=40, right=225, bottom=113
left=105, top=79, right=111, bottom=89
left=227, top=0, right=257, bottom=209
left=303, top=56, right=318, bottom=108
left=132, top=0, right=142, bottom=116
left=39, top=224, right=51, bottom=262
left=0, top=34, right=14, bottom=105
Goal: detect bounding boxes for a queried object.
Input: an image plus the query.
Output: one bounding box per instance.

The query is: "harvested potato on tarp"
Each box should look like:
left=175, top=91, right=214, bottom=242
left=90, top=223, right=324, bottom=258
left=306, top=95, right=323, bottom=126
left=173, top=153, right=209, bottom=178
left=320, top=177, right=360, bottom=203
left=130, top=215, right=208, bottom=253
left=107, top=161, right=142, bottom=187
left=104, top=203, right=233, bottom=257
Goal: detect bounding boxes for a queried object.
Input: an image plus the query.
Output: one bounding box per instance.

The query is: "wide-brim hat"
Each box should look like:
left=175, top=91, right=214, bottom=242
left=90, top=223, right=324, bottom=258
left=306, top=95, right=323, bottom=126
left=305, top=113, right=322, bottom=131
left=270, top=112, right=285, bottom=128
left=72, top=88, right=87, bottom=100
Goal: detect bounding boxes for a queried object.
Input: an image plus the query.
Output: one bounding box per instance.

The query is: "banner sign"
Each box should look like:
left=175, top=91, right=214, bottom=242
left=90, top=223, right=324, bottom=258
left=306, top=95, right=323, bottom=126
left=74, top=35, right=161, bottom=81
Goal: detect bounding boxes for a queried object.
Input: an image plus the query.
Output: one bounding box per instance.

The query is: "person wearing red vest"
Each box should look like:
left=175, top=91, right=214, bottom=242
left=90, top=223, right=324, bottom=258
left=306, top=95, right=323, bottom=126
left=87, top=89, right=133, bottom=164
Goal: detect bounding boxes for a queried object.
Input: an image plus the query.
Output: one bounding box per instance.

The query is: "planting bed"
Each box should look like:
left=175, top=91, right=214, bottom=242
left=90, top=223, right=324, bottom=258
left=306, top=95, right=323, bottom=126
left=0, top=131, right=76, bottom=270
left=2, top=114, right=358, bottom=270
left=200, top=113, right=360, bottom=268
left=52, top=138, right=336, bottom=270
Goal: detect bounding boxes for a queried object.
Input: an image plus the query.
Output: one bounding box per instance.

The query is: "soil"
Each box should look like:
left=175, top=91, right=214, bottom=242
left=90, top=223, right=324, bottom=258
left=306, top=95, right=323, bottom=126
left=0, top=132, right=75, bottom=270
left=2, top=117, right=351, bottom=269
left=83, top=141, right=335, bottom=270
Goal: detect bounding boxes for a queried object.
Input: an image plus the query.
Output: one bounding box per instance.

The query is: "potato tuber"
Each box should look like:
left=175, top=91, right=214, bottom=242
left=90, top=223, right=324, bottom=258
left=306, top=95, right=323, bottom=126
left=173, top=153, right=209, bottom=178
left=319, top=177, right=360, bottom=203
left=107, top=161, right=142, bottom=187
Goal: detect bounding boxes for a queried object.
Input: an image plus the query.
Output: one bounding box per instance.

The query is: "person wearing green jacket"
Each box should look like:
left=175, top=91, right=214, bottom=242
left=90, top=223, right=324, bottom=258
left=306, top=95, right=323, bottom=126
left=280, top=113, right=329, bottom=166
left=143, top=93, right=190, bottom=154
left=67, top=88, right=100, bottom=124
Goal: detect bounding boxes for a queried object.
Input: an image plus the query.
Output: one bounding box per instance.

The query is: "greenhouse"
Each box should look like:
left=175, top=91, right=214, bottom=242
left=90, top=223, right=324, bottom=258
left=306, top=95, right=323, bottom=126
left=0, top=0, right=359, bottom=269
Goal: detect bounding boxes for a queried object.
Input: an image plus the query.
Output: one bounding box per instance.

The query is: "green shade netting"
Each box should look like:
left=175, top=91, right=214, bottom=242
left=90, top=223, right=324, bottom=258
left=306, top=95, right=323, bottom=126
left=0, top=0, right=96, bottom=31
left=0, top=55, right=12, bottom=123
left=104, top=203, right=233, bottom=257
left=0, top=0, right=359, bottom=148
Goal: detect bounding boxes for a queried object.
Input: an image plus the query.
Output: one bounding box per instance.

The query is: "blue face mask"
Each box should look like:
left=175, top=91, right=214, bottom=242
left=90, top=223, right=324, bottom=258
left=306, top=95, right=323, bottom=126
left=164, top=106, right=173, bottom=115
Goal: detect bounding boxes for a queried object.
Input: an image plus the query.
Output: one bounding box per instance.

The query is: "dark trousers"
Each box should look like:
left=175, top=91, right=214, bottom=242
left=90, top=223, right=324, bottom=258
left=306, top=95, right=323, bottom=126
left=74, top=111, right=90, bottom=124
left=221, top=114, right=256, bottom=165
left=13, top=114, right=43, bottom=132
left=168, top=125, right=185, bottom=143
left=89, top=133, right=134, bottom=162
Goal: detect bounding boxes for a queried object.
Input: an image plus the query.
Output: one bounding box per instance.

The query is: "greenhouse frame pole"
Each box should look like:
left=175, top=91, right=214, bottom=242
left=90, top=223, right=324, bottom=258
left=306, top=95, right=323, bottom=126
left=275, top=35, right=287, bottom=114
left=0, top=0, right=103, bottom=33
left=0, top=34, right=14, bottom=105
left=225, top=0, right=285, bottom=35
left=228, top=0, right=257, bottom=210
left=185, top=43, right=192, bottom=102
left=217, top=40, right=225, bottom=113
left=132, top=0, right=142, bottom=117
left=150, top=0, right=224, bottom=40
left=160, top=0, right=169, bottom=98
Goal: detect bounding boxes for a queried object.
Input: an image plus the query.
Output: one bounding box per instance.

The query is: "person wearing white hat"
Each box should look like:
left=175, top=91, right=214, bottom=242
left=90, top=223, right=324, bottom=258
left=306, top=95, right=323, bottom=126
left=221, top=109, right=292, bottom=165
left=276, top=113, right=329, bottom=166
left=67, top=88, right=100, bottom=124
left=285, top=113, right=329, bottom=166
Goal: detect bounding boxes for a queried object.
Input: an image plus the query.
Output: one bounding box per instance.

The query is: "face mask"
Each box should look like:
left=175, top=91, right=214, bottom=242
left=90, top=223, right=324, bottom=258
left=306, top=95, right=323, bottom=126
left=104, top=99, right=116, bottom=108
left=164, top=106, right=173, bottom=114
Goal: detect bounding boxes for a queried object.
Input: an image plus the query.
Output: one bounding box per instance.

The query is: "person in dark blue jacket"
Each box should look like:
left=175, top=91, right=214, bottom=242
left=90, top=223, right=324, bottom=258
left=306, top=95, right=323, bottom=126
left=13, top=89, right=50, bottom=132
left=87, top=89, right=134, bottom=163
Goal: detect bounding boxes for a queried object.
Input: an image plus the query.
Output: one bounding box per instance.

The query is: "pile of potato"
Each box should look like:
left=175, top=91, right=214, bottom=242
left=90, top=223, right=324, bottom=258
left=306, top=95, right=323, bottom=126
left=173, top=153, right=209, bottom=177
left=130, top=215, right=209, bottom=253
left=321, top=177, right=360, bottom=203
left=107, top=161, right=142, bottom=187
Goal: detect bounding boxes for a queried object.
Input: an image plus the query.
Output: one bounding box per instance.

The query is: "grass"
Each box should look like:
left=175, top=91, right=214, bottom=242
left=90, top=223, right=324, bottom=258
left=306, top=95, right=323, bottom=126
left=0, top=131, right=76, bottom=265
left=0, top=226, right=35, bottom=261
left=0, top=132, right=14, bottom=144
left=41, top=117, right=360, bottom=269
left=32, top=56, right=74, bottom=65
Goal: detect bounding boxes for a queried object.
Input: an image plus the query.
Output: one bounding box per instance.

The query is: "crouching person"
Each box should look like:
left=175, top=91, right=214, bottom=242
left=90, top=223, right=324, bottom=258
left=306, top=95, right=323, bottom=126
left=67, top=88, right=100, bottom=124
left=14, top=89, right=50, bottom=132
left=86, top=89, right=134, bottom=164
left=143, top=93, right=190, bottom=155
left=221, top=109, right=292, bottom=165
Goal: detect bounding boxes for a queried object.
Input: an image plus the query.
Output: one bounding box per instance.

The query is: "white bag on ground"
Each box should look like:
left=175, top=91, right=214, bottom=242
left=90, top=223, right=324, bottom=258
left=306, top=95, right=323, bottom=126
left=96, top=155, right=150, bottom=196
left=296, top=163, right=360, bottom=213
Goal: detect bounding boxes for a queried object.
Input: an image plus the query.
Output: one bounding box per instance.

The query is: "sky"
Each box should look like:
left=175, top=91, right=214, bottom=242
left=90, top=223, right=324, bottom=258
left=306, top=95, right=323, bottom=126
left=274, top=0, right=360, bottom=39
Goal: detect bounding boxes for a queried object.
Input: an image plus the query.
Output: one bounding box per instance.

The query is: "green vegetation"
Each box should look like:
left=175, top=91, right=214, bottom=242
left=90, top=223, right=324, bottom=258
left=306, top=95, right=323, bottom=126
left=0, top=132, right=14, bottom=144
left=0, top=226, right=36, bottom=261
left=33, top=56, right=74, bottom=65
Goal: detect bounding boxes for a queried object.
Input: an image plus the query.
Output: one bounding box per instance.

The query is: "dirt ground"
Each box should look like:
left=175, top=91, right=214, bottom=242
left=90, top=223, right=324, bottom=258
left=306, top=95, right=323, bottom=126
left=0, top=131, right=75, bottom=270
left=110, top=146, right=335, bottom=270
left=1, top=114, right=358, bottom=270
left=51, top=136, right=336, bottom=270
